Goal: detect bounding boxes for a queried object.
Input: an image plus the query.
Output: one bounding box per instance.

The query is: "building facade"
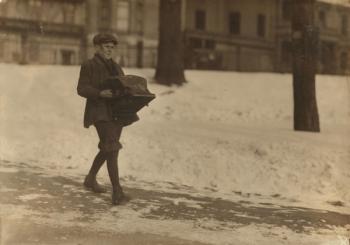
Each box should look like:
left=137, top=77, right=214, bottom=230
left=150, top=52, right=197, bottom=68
left=275, top=0, right=350, bottom=74
left=0, top=0, right=159, bottom=66
left=0, top=0, right=349, bottom=74
left=183, top=0, right=350, bottom=74
left=0, top=0, right=85, bottom=65
left=183, top=0, right=277, bottom=72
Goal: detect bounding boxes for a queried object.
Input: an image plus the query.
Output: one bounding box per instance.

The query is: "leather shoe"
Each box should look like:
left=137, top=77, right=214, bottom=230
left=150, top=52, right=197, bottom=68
left=84, top=174, right=107, bottom=193
left=111, top=186, right=125, bottom=205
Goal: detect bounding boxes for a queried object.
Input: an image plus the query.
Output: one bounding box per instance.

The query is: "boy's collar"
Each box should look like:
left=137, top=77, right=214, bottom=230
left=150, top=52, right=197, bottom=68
left=95, top=53, right=114, bottom=62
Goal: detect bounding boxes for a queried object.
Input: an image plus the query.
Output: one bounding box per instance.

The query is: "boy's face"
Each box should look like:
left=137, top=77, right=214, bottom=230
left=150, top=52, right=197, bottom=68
left=96, top=42, right=116, bottom=59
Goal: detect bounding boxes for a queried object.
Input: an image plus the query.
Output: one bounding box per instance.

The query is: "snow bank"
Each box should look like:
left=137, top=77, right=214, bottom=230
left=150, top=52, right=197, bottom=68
left=0, top=64, right=349, bottom=211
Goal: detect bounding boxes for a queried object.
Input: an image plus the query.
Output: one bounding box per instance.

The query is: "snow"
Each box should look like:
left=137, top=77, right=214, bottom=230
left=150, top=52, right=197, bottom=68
left=0, top=64, right=350, bottom=213
left=318, top=0, right=350, bottom=6
left=17, top=193, right=53, bottom=201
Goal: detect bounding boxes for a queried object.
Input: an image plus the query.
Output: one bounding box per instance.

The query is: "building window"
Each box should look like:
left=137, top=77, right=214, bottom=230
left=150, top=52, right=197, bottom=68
left=29, top=0, right=42, bottom=8
left=257, top=14, right=266, bottom=37
left=12, top=52, right=21, bottom=63
left=228, top=11, right=240, bottom=34
left=53, top=50, right=57, bottom=64
left=321, top=41, right=336, bottom=73
left=319, top=10, right=326, bottom=28
left=195, top=10, right=206, bottom=30
left=205, top=39, right=215, bottom=49
left=117, top=1, right=130, bottom=32
left=28, top=41, right=40, bottom=62
left=0, top=0, right=7, bottom=16
left=0, top=41, right=4, bottom=58
left=135, top=1, right=143, bottom=33
left=188, top=38, right=214, bottom=50
left=63, top=3, right=76, bottom=24
left=61, top=50, right=74, bottom=65
left=28, top=0, right=42, bottom=20
left=340, top=52, right=348, bottom=71
left=99, top=0, right=111, bottom=29
left=189, top=37, right=202, bottom=49
left=281, top=41, right=292, bottom=65
left=342, top=15, right=348, bottom=36
left=281, top=0, right=291, bottom=20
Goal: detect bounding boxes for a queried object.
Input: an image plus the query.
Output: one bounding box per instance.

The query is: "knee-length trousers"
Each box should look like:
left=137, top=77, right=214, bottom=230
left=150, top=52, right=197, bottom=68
left=94, top=121, right=123, bottom=152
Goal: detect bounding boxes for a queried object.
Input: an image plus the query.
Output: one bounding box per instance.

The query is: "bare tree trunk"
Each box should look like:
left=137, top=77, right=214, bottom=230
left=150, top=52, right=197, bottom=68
left=155, top=0, right=186, bottom=86
left=291, top=0, right=320, bottom=132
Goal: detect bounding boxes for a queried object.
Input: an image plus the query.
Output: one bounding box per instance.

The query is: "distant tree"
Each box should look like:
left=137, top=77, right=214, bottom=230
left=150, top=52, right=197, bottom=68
left=291, top=0, right=320, bottom=132
left=155, top=0, right=186, bottom=86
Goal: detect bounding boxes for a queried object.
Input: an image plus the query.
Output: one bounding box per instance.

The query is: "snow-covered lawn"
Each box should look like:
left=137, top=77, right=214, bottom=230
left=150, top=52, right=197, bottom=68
left=0, top=64, right=349, bottom=213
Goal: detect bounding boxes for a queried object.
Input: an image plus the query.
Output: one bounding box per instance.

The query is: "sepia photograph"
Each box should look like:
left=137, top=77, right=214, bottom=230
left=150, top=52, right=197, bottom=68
left=0, top=0, right=349, bottom=244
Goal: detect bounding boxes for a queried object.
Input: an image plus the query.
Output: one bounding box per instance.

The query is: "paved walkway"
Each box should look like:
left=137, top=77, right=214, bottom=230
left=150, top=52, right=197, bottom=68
left=0, top=160, right=349, bottom=245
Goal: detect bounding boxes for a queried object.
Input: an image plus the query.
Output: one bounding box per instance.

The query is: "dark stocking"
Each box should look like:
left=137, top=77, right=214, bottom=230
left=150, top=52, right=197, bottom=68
left=106, top=150, right=121, bottom=190
left=88, top=150, right=107, bottom=177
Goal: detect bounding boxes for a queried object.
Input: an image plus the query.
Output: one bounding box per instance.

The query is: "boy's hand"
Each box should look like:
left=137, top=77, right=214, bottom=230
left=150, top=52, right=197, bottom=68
left=113, top=89, right=121, bottom=96
left=100, top=89, right=113, bottom=98
left=124, top=88, right=132, bottom=95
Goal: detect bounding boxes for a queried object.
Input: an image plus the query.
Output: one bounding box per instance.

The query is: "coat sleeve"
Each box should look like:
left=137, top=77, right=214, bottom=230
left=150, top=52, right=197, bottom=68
left=77, top=62, right=100, bottom=99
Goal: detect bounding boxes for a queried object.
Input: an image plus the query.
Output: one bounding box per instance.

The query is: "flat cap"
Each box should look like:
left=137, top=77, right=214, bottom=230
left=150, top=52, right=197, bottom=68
left=93, top=33, right=118, bottom=45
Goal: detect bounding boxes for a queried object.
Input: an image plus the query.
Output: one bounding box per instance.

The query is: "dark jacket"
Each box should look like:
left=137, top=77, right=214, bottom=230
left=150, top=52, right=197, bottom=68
left=77, top=54, right=124, bottom=128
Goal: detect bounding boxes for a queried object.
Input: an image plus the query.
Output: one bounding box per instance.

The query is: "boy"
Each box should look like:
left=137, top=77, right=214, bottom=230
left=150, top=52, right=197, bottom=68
left=77, top=33, right=126, bottom=205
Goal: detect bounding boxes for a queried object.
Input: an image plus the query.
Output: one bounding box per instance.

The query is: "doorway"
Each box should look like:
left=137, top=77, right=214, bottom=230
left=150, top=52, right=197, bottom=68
left=61, top=50, right=74, bottom=65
